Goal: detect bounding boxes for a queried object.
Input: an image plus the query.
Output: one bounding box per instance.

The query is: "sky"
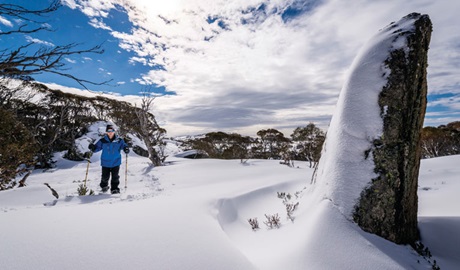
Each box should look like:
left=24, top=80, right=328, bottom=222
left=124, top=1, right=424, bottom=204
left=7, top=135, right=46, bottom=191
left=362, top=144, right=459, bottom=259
left=1, top=0, right=459, bottom=136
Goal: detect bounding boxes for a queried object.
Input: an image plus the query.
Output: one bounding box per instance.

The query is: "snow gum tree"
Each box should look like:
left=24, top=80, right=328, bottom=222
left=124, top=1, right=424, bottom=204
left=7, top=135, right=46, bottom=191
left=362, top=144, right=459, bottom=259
left=134, top=91, right=166, bottom=166
left=0, top=108, right=37, bottom=190
left=291, top=123, right=325, bottom=168
left=255, top=128, right=290, bottom=159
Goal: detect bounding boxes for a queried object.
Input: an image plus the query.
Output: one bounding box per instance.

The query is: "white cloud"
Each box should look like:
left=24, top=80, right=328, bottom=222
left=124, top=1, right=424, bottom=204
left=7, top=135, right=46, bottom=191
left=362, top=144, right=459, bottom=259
left=65, top=58, right=76, bottom=64
left=25, top=36, right=55, bottom=47
left=429, top=95, right=460, bottom=110
left=0, top=15, right=13, bottom=27
left=65, top=0, right=460, bottom=136
left=41, top=23, right=52, bottom=29
left=89, top=18, right=112, bottom=30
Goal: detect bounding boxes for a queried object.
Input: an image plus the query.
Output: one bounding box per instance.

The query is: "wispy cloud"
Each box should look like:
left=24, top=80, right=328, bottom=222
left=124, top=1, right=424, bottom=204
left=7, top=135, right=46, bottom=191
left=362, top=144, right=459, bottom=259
left=65, top=0, right=460, bottom=136
left=65, top=58, right=77, bottom=64
left=25, top=36, right=55, bottom=47
left=89, top=17, right=112, bottom=31
left=0, top=15, right=13, bottom=27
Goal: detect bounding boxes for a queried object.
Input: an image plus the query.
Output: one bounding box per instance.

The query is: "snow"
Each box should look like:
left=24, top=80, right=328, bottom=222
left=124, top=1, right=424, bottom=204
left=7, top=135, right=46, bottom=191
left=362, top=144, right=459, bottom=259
left=1, top=129, right=459, bottom=269
left=418, top=155, right=460, bottom=270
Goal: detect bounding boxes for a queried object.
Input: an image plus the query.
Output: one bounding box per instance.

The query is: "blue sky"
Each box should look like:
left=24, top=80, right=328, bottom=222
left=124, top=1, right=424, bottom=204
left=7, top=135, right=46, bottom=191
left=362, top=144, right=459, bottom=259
left=1, top=0, right=459, bottom=136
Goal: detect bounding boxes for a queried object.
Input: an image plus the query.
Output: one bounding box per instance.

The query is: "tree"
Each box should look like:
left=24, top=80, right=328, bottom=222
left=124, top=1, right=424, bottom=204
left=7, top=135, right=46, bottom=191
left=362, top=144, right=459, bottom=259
left=0, top=108, right=37, bottom=190
left=185, top=131, right=254, bottom=161
left=0, top=1, right=113, bottom=185
left=255, top=128, right=290, bottom=159
left=291, top=123, right=325, bottom=168
left=421, top=123, right=460, bottom=158
left=0, top=0, right=109, bottom=88
left=134, top=88, right=166, bottom=166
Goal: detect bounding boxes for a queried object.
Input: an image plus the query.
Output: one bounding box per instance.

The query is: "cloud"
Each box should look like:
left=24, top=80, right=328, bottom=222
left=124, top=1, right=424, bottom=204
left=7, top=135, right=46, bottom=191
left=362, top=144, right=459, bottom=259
left=429, top=94, right=460, bottom=110
left=89, top=17, right=112, bottom=30
left=65, top=0, right=460, bottom=136
left=25, top=36, right=55, bottom=47
left=65, top=58, right=77, bottom=64
left=0, top=15, right=13, bottom=27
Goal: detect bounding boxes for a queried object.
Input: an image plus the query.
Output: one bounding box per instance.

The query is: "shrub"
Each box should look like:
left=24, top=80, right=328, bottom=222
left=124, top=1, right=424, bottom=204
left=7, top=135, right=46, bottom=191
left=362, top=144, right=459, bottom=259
left=248, top=218, right=259, bottom=231
left=264, top=214, right=281, bottom=229
left=286, top=202, right=299, bottom=221
left=77, top=184, right=94, bottom=196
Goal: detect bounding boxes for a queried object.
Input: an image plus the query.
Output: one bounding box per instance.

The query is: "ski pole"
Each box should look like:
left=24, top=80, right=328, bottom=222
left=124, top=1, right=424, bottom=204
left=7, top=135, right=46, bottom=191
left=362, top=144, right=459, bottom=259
left=84, top=157, right=90, bottom=189
left=124, top=153, right=128, bottom=189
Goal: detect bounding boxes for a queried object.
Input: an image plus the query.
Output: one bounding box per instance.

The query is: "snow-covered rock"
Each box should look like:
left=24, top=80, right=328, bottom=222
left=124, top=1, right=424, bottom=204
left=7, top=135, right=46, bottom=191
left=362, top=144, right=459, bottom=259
left=312, top=13, right=432, bottom=244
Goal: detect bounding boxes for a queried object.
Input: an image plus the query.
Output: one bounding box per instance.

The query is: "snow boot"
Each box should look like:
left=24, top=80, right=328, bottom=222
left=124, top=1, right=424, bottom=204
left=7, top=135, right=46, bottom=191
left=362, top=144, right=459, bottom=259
left=101, top=186, right=109, bottom=193
left=111, top=189, right=120, bottom=194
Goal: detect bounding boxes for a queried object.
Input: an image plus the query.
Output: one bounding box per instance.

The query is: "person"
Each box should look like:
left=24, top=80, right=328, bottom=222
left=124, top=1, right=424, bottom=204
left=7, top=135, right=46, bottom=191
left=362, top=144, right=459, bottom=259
left=88, top=124, right=129, bottom=194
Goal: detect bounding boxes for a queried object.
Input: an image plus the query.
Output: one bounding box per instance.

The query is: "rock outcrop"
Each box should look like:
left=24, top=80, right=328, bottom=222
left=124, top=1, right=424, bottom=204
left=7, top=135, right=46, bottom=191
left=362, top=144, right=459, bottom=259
left=353, top=13, right=432, bottom=244
left=312, top=13, right=432, bottom=245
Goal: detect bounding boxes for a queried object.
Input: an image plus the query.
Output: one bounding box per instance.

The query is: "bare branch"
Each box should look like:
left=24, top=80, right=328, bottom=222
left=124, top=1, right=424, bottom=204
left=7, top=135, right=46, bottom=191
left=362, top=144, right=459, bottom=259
left=0, top=1, right=60, bottom=21
left=0, top=43, right=111, bottom=89
left=0, top=1, right=110, bottom=89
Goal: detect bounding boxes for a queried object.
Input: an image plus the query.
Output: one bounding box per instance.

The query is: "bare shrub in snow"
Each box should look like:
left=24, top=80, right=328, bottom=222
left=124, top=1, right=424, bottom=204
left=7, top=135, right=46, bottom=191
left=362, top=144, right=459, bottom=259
left=278, top=192, right=300, bottom=221
left=264, top=214, right=281, bottom=229
left=248, top=218, right=259, bottom=231
left=286, top=202, right=300, bottom=222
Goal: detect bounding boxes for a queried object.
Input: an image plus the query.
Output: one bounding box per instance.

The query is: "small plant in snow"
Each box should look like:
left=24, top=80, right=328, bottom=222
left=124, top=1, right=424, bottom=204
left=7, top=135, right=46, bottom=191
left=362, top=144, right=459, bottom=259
left=77, top=184, right=94, bottom=196
left=248, top=218, right=259, bottom=231
left=277, top=192, right=293, bottom=204
left=264, top=213, right=281, bottom=229
left=412, top=241, right=440, bottom=270
left=286, top=202, right=300, bottom=222
left=278, top=191, right=301, bottom=221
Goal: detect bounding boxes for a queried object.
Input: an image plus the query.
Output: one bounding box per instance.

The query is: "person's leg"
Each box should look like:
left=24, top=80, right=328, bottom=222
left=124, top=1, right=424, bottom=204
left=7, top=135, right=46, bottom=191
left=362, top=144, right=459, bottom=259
left=110, top=166, right=120, bottom=192
left=100, top=167, right=110, bottom=191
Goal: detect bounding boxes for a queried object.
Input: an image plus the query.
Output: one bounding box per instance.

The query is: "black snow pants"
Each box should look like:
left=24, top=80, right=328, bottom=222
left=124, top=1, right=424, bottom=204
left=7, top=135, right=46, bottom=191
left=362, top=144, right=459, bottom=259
left=100, top=166, right=120, bottom=191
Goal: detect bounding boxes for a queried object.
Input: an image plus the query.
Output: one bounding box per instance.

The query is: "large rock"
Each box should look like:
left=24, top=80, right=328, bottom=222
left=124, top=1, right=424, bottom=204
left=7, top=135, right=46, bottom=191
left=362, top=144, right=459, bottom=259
left=313, top=13, right=432, bottom=244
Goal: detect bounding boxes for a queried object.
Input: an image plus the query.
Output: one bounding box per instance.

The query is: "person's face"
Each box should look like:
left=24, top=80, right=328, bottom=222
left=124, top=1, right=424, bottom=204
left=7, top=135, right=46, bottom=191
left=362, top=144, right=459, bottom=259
left=107, top=130, right=115, bottom=138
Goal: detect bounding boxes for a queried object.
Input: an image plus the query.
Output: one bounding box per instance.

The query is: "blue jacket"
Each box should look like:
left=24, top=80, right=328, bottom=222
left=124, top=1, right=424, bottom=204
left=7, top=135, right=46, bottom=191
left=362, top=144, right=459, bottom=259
left=93, top=134, right=128, bottom=168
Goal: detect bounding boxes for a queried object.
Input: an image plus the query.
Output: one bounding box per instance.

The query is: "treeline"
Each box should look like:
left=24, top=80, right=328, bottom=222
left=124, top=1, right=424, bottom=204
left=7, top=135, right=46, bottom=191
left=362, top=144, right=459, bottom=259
left=179, top=123, right=326, bottom=168
left=0, top=80, right=165, bottom=190
left=180, top=120, right=460, bottom=164
left=421, top=121, right=460, bottom=158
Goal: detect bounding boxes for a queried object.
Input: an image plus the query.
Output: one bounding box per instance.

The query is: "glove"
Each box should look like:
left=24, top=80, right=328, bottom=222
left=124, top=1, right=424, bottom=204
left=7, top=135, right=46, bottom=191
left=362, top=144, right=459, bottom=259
left=84, top=151, right=93, bottom=159
left=88, top=143, right=96, bottom=151
left=123, top=146, right=130, bottom=154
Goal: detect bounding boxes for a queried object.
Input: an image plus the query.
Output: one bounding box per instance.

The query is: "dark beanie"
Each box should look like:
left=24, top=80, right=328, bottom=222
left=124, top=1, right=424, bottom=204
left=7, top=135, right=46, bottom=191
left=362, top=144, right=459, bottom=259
left=106, top=125, right=115, bottom=132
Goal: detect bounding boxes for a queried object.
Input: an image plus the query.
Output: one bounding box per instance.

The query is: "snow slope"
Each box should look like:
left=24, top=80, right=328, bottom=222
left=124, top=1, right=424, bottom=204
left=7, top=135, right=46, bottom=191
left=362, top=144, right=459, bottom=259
left=1, top=143, right=459, bottom=269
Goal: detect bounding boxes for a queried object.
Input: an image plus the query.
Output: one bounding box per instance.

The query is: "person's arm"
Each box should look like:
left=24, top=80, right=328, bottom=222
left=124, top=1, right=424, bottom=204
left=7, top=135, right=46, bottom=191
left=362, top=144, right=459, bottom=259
left=89, top=139, right=103, bottom=153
